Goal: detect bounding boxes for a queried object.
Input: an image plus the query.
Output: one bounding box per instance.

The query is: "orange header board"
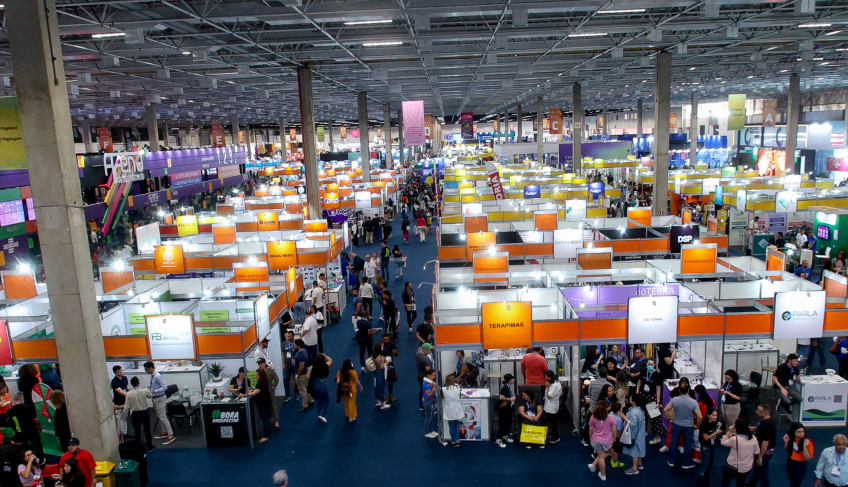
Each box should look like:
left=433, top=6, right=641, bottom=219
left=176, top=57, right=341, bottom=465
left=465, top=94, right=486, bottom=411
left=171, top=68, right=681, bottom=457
left=681, top=246, right=717, bottom=274
left=534, top=213, right=557, bottom=231
left=464, top=215, right=488, bottom=234
left=482, top=301, right=532, bottom=350
left=234, top=265, right=269, bottom=284
left=102, top=270, right=134, bottom=294
left=577, top=250, right=612, bottom=270
left=627, top=207, right=652, bottom=227
left=212, top=224, right=237, bottom=244
left=154, top=245, right=185, bottom=274
left=766, top=249, right=786, bottom=272
left=267, top=240, right=298, bottom=270
left=257, top=212, right=280, bottom=231
left=466, top=232, right=496, bottom=261
left=303, top=220, right=328, bottom=233
left=473, top=255, right=509, bottom=275
left=3, top=274, right=37, bottom=300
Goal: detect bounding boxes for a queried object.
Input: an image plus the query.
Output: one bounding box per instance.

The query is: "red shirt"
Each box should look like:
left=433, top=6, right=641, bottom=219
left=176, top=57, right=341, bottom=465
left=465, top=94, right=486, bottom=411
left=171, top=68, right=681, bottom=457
left=521, top=353, right=549, bottom=385
left=59, top=449, right=96, bottom=487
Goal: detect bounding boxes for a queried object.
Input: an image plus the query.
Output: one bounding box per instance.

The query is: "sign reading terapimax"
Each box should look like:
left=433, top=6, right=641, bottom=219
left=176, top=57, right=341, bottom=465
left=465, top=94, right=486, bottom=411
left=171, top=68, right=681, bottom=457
left=773, top=290, right=826, bottom=339
left=104, top=151, right=146, bottom=183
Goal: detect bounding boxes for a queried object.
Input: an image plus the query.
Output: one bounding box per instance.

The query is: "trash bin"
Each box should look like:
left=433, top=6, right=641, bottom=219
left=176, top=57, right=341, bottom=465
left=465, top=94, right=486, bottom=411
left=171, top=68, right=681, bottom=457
left=118, top=440, right=147, bottom=485
left=95, top=461, right=116, bottom=487
left=114, top=459, right=141, bottom=487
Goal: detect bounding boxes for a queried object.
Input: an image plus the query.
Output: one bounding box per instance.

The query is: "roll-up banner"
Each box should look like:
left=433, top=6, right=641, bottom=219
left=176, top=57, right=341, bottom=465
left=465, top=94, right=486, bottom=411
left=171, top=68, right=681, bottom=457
left=728, top=94, right=746, bottom=130
left=425, top=114, right=435, bottom=140
left=97, top=127, right=114, bottom=152
left=402, top=101, right=425, bottom=145
left=549, top=108, right=563, bottom=134
left=460, top=112, right=474, bottom=139
left=211, top=123, right=226, bottom=148
left=485, top=161, right=506, bottom=200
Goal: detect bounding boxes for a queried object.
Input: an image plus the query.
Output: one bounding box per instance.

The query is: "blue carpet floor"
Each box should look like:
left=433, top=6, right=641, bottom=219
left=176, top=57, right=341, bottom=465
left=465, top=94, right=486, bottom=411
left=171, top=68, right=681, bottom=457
left=145, top=223, right=844, bottom=487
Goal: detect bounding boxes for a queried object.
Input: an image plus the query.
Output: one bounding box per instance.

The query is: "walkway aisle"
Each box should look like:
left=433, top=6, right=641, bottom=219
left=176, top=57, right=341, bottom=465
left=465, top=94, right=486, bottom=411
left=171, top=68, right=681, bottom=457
left=145, top=219, right=840, bottom=486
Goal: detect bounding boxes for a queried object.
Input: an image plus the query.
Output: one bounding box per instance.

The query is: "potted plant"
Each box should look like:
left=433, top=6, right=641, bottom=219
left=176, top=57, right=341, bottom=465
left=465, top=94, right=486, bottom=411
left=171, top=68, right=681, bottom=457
left=209, top=362, right=225, bottom=380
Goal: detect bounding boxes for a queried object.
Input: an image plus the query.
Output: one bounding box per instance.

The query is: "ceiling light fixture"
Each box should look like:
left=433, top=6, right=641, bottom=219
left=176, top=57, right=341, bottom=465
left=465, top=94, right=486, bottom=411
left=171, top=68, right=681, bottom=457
left=837, top=48, right=848, bottom=52
left=567, top=32, right=609, bottom=38
left=597, top=8, right=645, bottom=14
left=92, top=32, right=125, bottom=39
left=798, top=22, right=832, bottom=28
left=181, top=51, right=191, bottom=55
left=345, top=20, right=392, bottom=25
left=688, top=66, right=697, bottom=71
left=765, top=46, right=779, bottom=51
left=362, top=41, right=403, bottom=46
left=825, top=30, right=843, bottom=36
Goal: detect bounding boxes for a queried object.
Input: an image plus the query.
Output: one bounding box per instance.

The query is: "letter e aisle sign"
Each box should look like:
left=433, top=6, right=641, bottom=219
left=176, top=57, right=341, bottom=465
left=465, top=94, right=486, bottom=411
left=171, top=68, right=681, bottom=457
left=482, top=301, right=532, bottom=350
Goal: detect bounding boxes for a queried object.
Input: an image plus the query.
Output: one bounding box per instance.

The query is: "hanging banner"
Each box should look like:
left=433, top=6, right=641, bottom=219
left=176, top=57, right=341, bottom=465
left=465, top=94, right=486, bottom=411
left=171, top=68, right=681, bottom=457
left=351, top=128, right=360, bottom=139
left=402, top=100, right=426, bottom=145
left=154, top=245, right=185, bottom=274
left=286, top=266, right=300, bottom=308
left=523, top=185, right=541, bottom=199
left=340, top=126, right=347, bottom=139
left=211, top=123, right=226, bottom=148
left=146, top=314, right=197, bottom=361
left=669, top=113, right=679, bottom=129
left=255, top=294, right=271, bottom=340
left=485, top=161, right=506, bottom=200
left=773, top=290, right=825, bottom=339
left=762, top=99, right=778, bottom=127
left=680, top=244, right=717, bottom=274
left=466, top=231, right=496, bottom=261
left=317, top=126, right=325, bottom=142
left=481, top=302, right=532, bottom=350
left=257, top=211, right=280, bottom=231
left=176, top=215, right=199, bottom=237
left=628, top=296, right=679, bottom=343
left=460, top=112, right=474, bottom=139
left=424, top=114, right=435, bottom=140
left=97, top=127, right=114, bottom=152
left=728, top=94, right=747, bottom=130
left=0, top=97, right=27, bottom=170
left=549, top=108, right=563, bottom=134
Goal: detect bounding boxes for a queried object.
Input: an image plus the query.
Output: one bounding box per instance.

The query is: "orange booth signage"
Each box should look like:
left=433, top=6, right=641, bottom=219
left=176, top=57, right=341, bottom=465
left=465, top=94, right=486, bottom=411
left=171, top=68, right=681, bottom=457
left=2, top=273, right=37, bottom=300
left=766, top=248, right=786, bottom=272
left=304, top=220, right=328, bottom=233
left=212, top=224, right=237, bottom=244
left=681, top=245, right=717, bottom=274
left=534, top=212, right=558, bottom=231
left=257, top=212, right=280, bottom=231
left=466, top=231, right=496, bottom=261
left=267, top=241, right=298, bottom=270
left=464, top=215, right=488, bottom=234
left=482, top=301, right=532, bottom=350
left=577, top=248, right=612, bottom=270
left=627, top=207, right=652, bottom=227
left=154, top=245, right=185, bottom=274
left=101, top=269, right=135, bottom=294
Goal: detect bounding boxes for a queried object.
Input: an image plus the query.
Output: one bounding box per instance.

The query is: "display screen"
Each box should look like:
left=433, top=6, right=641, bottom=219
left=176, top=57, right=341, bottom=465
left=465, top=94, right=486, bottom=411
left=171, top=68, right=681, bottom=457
left=25, top=198, right=35, bottom=221
left=0, top=200, right=25, bottom=227
left=817, top=225, right=830, bottom=240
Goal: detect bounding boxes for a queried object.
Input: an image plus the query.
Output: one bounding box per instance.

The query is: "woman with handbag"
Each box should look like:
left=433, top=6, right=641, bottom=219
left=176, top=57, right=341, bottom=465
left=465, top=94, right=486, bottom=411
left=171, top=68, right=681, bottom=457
left=720, top=419, right=760, bottom=487
left=623, top=394, right=647, bottom=475
left=335, top=359, right=363, bottom=423
left=784, top=422, right=815, bottom=487
left=442, top=374, right=464, bottom=448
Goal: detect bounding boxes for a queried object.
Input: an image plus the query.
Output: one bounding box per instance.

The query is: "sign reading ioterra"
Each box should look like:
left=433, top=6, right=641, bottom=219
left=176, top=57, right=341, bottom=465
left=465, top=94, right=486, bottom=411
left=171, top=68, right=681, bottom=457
left=154, top=245, right=185, bottom=274
left=482, top=302, right=532, bottom=350
left=267, top=241, right=297, bottom=270
left=466, top=231, right=496, bottom=260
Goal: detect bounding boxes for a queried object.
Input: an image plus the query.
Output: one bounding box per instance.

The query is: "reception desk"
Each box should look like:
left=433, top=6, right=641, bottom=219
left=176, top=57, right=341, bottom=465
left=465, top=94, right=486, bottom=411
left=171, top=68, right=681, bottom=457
left=797, top=374, right=848, bottom=427
left=201, top=397, right=252, bottom=447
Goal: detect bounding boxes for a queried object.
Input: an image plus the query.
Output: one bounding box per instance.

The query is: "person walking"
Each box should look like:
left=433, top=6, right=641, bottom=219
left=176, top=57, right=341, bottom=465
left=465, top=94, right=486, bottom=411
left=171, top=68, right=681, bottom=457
left=663, top=377, right=701, bottom=469
left=336, top=359, right=363, bottom=422
left=249, top=366, right=274, bottom=443
left=784, top=422, right=815, bottom=487
left=381, top=289, right=399, bottom=341
left=355, top=311, right=378, bottom=374
left=294, top=339, right=313, bottom=412
left=379, top=240, right=391, bottom=281
left=124, top=377, right=154, bottom=452
left=254, top=337, right=281, bottom=423
left=588, top=401, right=617, bottom=481
left=392, top=245, right=404, bottom=278
left=364, top=255, right=377, bottom=282
left=416, top=343, right=435, bottom=411
left=720, top=420, right=760, bottom=487
left=720, top=369, right=743, bottom=429
left=543, top=370, right=562, bottom=444
left=350, top=252, right=365, bottom=285
left=697, top=408, right=723, bottom=485
left=144, top=361, right=175, bottom=444
left=422, top=369, right=439, bottom=438
left=372, top=347, right=391, bottom=409
left=623, top=394, right=647, bottom=476
left=359, top=277, right=375, bottom=315
left=281, top=329, right=297, bottom=403
left=748, top=403, right=777, bottom=487
left=814, top=433, right=848, bottom=487
left=402, top=282, right=417, bottom=332
left=638, top=358, right=666, bottom=445
left=442, top=374, right=464, bottom=448
left=379, top=333, right=399, bottom=402
left=416, top=214, right=427, bottom=242
left=311, top=305, right=325, bottom=354
left=301, top=309, right=319, bottom=362
left=308, top=353, right=333, bottom=424
left=401, top=215, right=411, bottom=243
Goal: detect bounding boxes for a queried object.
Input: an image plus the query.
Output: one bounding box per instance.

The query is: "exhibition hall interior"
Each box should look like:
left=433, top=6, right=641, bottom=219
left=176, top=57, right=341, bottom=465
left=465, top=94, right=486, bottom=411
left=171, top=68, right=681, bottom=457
left=2, top=0, right=848, bottom=486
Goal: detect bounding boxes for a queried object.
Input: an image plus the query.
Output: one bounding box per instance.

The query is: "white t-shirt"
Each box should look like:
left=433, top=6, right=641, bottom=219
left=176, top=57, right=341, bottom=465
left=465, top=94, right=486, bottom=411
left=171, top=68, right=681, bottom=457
left=311, top=286, right=324, bottom=307
left=365, top=260, right=377, bottom=278
left=359, top=282, right=374, bottom=299
left=314, top=310, right=325, bottom=329
left=301, top=316, right=318, bottom=346
left=544, top=381, right=562, bottom=414
left=796, top=233, right=808, bottom=248
left=254, top=346, right=274, bottom=367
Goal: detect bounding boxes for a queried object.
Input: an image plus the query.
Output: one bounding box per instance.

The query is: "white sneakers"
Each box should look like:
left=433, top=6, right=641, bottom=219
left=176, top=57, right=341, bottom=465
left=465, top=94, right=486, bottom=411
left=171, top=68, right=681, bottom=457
left=318, top=416, right=327, bottom=424
left=598, top=473, right=607, bottom=481
left=588, top=463, right=597, bottom=473
left=659, top=445, right=670, bottom=453
left=425, top=431, right=439, bottom=438
left=380, top=404, right=391, bottom=409
left=495, top=439, right=507, bottom=448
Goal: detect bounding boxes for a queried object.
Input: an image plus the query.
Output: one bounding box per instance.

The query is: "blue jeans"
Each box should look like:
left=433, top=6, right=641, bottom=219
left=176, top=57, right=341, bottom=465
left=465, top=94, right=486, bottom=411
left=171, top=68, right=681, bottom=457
left=747, top=452, right=773, bottom=487
left=312, top=379, right=330, bottom=418
left=669, top=424, right=694, bottom=467
left=423, top=401, right=437, bottom=434
left=283, top=366, right=296, bottom=398
left=380, top=261, right=389, bottom=280
left=374, top=369, right=387, bottom=401
left=448, top=420, right=460, bottom=443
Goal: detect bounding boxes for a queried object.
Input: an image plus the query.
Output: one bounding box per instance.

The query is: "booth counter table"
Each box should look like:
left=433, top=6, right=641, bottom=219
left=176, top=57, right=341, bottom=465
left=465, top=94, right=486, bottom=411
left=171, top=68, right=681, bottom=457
left=797, top=374, right=848, bottom=427
left=123, top=364, right=207, bottom=393
left=442, top=388, right=491, bottom=442
left=201, top=396, right=252, bottom=447
left=723, top=343, right=779, bottom=378
left=325, top=281, right=346, bottom=314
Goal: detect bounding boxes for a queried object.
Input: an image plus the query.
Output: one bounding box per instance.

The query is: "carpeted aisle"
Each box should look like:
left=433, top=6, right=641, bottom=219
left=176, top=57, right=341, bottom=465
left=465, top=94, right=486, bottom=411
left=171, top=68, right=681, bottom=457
left=145, top=218, right=844, bottom=486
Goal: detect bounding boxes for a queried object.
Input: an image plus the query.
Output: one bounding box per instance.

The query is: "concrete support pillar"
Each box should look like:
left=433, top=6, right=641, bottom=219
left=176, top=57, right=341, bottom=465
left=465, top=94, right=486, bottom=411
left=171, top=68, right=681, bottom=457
left=279, top=118, right=287, bottom=158
left=328, top=121, right=335, bottom=152
left=231, top=114, right=240, bottom=147
left=80, top=120, right=95, bottom=153
left=536, top=97, right=544, bottom=164
left=163, top=121, right=170, bottom=148
left=637, top=99, right=644, bottom=137
left=146, top=104, right=159, bottom=152
left=572, top=83, right=583, bottom=173
left=398, top=106, right=405, bottom=165
left=516, top=104, right=523, bottom=142
left=653, top=51, right=672, bottom=216
left=6, top=0, right=119, bottom=462
left=298, top=66, right=320, bottom=219
left=603, top=109, right=609, bottom=136
left=786, top=74, right=801, bottom=173
left=358, top=92, right=370, bottom=182
left=690, top=91, right=699, bottom=167
left=384, top=103, right=392, bottom=166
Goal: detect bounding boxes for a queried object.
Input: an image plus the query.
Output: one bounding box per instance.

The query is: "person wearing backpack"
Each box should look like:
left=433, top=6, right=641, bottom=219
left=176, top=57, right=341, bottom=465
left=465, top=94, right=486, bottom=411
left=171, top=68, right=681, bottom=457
left=379, top=240, right=391, bottom=280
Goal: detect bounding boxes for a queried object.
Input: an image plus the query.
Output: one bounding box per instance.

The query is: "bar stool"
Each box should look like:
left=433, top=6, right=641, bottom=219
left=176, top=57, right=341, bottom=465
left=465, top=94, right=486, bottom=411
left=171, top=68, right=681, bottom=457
left=761, top=356, right=777, bottom=389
